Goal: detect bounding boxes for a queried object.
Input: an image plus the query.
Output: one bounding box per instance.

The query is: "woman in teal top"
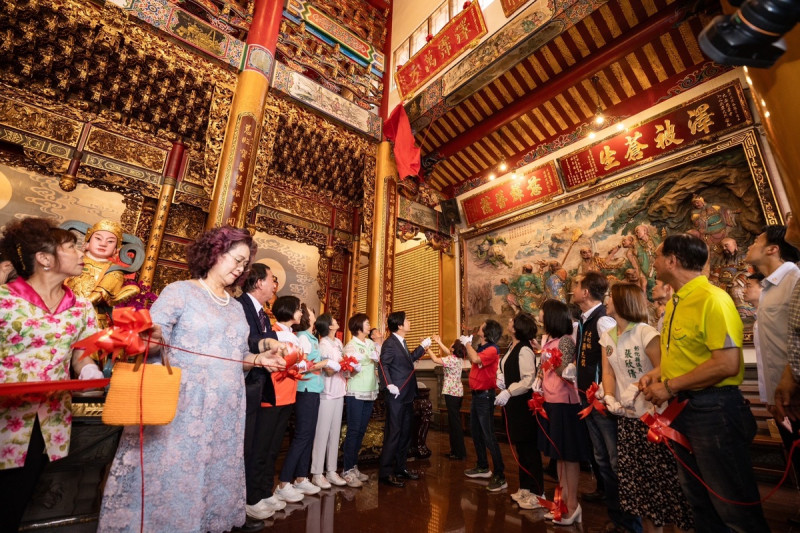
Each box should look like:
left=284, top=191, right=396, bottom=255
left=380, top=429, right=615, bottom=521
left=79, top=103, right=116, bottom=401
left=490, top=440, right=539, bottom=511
left=277, top=304, right=340, bottom=496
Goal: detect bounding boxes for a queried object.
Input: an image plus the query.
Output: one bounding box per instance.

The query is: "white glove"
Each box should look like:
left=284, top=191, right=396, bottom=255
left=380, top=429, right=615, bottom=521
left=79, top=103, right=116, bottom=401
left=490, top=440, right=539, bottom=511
left=295, top=360, right=308, bottom=372
left=562, top=363, right=577, bottom=383
left=494, top=389, right=511, bottom=406
left=604, top=395, right=625, bottom=415
left=496, top=373, right=506, bottom=390
left=387, top=384, right=400, bottom=398
left=353, top=362, right=362, bottom=373
left=79, top=364, right=104, bottom=380
left=369, top=350, right=380, bottom=362
left=532, top=377, right=542, bottom=393
left=325, top=359, right=341, bottom=372
left=459, top=335, right=473, bottom=346
left=420, top=337, right=432, bottom=349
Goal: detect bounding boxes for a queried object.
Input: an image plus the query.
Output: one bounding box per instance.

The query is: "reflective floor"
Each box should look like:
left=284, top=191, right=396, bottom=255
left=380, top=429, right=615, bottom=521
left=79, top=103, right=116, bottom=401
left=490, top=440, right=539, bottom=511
left=261, top=430, right=800, bottom=533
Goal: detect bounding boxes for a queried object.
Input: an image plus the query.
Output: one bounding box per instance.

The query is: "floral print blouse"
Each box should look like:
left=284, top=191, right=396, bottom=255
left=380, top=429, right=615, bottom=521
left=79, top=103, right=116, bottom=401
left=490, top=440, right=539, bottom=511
left=0, top=277, right=99, bottom=470
left=441, top=355, right=464, bottom=397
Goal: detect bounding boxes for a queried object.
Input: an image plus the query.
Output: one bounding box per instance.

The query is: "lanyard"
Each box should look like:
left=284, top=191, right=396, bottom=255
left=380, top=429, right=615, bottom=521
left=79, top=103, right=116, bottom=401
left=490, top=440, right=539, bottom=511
left=665, top=294, right=680, bottom=354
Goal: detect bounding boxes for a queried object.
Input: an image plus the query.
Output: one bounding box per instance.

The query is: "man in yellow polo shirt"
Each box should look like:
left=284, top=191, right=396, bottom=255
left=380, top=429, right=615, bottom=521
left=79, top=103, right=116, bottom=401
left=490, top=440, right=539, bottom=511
left=641, top=234, right=769, bottom=532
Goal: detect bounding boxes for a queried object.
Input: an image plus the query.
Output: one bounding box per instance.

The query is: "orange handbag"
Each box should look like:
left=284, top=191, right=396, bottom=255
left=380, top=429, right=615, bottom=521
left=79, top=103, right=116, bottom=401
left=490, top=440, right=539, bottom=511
left=102, top=356, right=181, bottom=426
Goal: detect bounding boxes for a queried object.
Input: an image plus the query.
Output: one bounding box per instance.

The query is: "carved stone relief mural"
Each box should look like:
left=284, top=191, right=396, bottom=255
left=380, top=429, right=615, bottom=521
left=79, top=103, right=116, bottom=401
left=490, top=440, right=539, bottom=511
left=253, top=230, right=320, bottom=313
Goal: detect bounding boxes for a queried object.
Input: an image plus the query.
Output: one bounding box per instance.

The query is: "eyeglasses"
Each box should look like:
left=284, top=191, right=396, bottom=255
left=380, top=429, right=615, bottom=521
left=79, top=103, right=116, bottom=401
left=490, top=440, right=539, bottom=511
left=226, top=252, right=249, bottom=267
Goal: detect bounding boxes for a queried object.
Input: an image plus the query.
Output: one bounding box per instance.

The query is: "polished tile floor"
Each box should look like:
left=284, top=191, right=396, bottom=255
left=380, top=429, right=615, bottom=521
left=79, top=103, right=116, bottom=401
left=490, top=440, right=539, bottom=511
left=261, top=429, right=800, bottom=532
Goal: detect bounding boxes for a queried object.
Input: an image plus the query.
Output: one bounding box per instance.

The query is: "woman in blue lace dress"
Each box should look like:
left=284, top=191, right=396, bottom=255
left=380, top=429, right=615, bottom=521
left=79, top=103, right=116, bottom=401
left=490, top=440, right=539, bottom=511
left=98, top=226, right=283, bottom=533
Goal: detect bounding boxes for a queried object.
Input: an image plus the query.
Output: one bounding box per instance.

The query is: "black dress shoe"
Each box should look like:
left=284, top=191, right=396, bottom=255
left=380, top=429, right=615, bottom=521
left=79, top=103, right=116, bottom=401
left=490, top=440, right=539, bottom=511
left=395, top=469, right=420, bottom=480
left=379, top=475, right=405, bottom=487
left=582, top=489, right=605, bottom=503
left=232, top=517, right=265, bottom=532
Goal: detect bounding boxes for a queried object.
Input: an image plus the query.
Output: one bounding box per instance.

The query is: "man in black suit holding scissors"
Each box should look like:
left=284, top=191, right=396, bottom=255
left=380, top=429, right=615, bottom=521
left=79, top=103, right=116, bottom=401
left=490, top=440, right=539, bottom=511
left=378, top=311, right=431, bottom=487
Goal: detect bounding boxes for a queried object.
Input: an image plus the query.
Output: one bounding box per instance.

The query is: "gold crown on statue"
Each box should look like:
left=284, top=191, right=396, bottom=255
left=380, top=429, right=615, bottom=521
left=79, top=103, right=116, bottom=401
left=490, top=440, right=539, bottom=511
left=85, top=219, right=123, bottom=247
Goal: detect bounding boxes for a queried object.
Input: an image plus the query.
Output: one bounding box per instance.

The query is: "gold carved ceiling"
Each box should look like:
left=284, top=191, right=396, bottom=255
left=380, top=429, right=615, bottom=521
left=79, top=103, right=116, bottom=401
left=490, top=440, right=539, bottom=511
left=419, top=0, right=725, bottom=194
left=0, top=0, right=236, bottom=204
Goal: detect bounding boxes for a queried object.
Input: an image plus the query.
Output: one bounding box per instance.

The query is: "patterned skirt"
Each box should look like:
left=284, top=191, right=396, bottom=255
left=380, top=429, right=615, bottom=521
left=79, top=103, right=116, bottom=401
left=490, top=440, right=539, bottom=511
left=617, top=416, right=694, bottom=530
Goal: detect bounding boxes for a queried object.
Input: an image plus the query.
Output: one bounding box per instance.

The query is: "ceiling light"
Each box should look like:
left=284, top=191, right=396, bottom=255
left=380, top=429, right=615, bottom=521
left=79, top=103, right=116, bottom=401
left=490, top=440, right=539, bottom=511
left=489, top=173, right=496, bottom=180
left=765, top=111, right=770, bottom=118
left=499, top=162, right=508, bottom=171
left=590, top=75, right=605, bottom=130
left=510, top=172, right=518, bottom=179
left=588, top=132, right=596, bottom=139
left=616, top=123, right=625, bottom=131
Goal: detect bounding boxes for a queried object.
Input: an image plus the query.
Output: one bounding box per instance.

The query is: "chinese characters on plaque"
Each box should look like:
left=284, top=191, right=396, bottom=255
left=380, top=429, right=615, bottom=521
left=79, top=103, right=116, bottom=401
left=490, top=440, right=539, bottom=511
left=395, top=1, right=487, bottom=99
left=460, top=162, right=563, bottom=225
left=558, top=81, right=752, bottom=191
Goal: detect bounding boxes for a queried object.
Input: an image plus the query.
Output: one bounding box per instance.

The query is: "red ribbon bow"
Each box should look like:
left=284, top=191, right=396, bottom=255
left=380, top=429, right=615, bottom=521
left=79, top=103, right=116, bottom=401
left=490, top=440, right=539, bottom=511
left=528, top=391, right=548, bottom=420
left=339, top=354, right=359, bottom=373
left=274, top=345, right=309, bottom=383
left=537, top=486, right=568, bottom=521
left=640, top=398, right=693, bottom=453
left=578, top=382, right=607, bottom=419
left=541, top=348, right=563, bottom=372
left=73, top=307, right=152, bottom=361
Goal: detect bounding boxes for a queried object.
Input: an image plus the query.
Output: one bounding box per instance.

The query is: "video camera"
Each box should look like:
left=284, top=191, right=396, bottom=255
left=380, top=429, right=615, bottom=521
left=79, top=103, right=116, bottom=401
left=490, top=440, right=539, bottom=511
left=699, top=0, right=800, bottom=68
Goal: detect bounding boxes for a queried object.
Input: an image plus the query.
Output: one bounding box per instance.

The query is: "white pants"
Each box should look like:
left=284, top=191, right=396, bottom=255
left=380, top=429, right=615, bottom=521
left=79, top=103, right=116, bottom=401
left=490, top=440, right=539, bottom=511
left=310, top=396, right=344, bottom=474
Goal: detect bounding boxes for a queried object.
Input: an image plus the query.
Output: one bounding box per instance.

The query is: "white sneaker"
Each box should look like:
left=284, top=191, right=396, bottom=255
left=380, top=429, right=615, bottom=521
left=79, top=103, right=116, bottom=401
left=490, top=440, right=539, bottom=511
left=311, top=473, right=332, bottom=489
left=264, top=495, right=286, bottom=511
left=518, top=493, right=543, bottom=510
left=326, top=471, right=347, bottom=486
left=342, top=469, right=363, bottom=488
left=274, top=483, right=305, bottom=502
left=511, top=488, right=530, bottom=502
left=245, top=500, right=275, bottom=520
left=293, top=477, right=321, bottom=495
left=354, top=466, right=369, bottom=482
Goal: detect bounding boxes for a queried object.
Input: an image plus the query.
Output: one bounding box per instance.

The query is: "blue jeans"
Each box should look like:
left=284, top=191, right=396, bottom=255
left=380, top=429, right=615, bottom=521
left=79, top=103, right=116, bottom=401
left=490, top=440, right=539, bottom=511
left=672, top=387, right=769, bottom=533
left=342, top=397, right=374, bottom=471
left=470, top=389, right=503, bottom=477
left=585, top=408, right=641, bottom=533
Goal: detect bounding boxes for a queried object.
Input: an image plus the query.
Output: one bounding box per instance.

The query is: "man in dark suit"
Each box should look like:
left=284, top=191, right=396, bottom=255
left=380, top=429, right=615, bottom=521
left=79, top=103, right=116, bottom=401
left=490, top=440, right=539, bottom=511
left=377, top=311, right=431, bottom=487
left=236, top=263, right=284, bottom=521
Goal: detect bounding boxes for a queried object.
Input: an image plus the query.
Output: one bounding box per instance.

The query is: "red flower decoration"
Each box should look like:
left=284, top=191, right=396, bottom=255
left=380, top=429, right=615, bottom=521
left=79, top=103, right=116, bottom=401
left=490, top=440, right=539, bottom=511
left=339, top=354, right=358, bottom=373
left=426, top=34, right=433, bottom=42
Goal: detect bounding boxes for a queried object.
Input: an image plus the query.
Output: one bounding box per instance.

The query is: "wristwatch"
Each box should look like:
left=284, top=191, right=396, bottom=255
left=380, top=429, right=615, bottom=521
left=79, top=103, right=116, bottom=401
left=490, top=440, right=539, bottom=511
left=663, top=378, right=674, bottom=397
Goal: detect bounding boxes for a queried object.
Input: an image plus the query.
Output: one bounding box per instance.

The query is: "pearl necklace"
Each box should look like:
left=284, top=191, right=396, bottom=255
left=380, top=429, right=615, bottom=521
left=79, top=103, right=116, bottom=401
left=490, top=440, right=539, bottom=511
left=198, top=278, right=230, bottom=306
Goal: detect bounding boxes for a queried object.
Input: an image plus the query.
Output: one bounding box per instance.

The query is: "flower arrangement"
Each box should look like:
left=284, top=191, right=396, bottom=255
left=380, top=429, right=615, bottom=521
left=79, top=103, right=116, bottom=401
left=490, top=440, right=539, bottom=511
left=118, top=280, right=158, bottom=310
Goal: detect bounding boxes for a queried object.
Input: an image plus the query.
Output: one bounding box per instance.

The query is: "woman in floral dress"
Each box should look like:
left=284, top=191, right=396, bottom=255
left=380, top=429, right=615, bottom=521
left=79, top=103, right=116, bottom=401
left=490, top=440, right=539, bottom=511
left=98, top=226, right=283, bottom=533
left=0, top=217, right=102, bottom=532
left=601, top=283, right=693, bottom=533
left=430, top=335, right=467, bottom=460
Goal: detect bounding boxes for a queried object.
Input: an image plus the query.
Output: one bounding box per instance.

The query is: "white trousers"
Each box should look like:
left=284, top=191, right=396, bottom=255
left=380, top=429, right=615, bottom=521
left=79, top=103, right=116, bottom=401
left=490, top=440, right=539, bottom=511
left=310, top=396, right=344, bottom=475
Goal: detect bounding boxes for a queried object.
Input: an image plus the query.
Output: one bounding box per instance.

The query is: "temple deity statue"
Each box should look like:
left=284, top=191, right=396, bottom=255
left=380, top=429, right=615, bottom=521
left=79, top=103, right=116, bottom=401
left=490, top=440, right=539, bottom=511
left=64, top=219, right=143, bottom=328
left=542, top=260, right=569, bottom=303
left=690, top=195, right=739, bottom=255
left=709, top=237, right=755, bottom=320
left=501, top=263, right=544, bottom=315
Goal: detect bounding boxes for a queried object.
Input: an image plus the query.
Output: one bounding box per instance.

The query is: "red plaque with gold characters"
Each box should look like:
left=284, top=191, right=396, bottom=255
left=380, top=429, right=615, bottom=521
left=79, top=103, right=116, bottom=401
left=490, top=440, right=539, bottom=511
left=395, top=1, right=487, bottom=99
left=500, top=0, right=528, bottom=17
left=460, top=162, right=562, bottom=226
left=558, top=81, right=752, bottom=191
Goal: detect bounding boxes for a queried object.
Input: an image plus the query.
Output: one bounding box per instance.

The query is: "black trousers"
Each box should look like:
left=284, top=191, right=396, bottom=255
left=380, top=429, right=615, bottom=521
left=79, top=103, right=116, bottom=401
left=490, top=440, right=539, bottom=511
left=0, top=417, right=48, bottom=533
left=444, top=394, right=466, bottom=458
left=247, top=404, right=292, bottom=502
left=515, top=440, right=544, bottom=494
left=379, top=399, right=413, bottom=478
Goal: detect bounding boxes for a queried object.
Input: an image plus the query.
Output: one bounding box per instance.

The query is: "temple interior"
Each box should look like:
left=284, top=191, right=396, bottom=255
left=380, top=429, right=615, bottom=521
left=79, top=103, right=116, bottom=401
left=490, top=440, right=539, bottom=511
left=2, top=0, right=800, bottom=530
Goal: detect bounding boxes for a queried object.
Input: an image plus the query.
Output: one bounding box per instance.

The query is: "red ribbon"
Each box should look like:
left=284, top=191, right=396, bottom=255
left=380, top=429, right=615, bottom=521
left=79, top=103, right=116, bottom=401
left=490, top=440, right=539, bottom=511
left=537, top=486, right=568, bottom=521
left=339, top=354, right=358, bottom=373
left=73, top=307, right=152, bottom=360
left=640, top=398, right=693, bottom=453
left=527, top=392, right=548, bottom=420
left=274, top=345, right=308, bottom=383
left=540, top=348, right=562, bottom=373
left=0, top=378, right=109, bottom=397
left=578, top=382, right=607, bottom=419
